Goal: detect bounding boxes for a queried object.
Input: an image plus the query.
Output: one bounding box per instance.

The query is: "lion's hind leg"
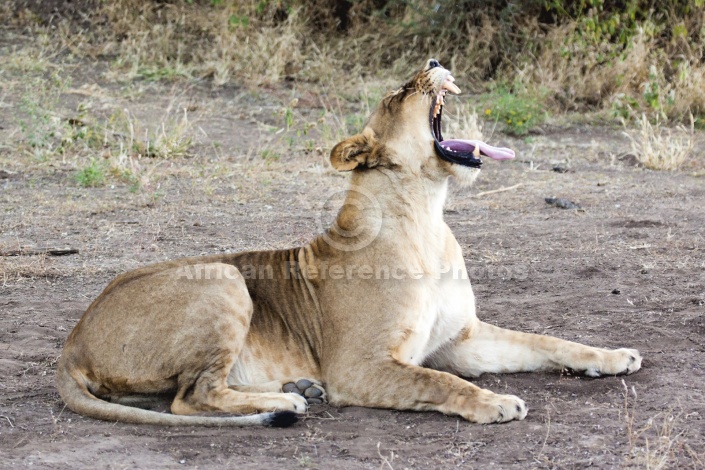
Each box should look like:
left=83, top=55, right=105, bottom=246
left=170, top=367, right=308, bottom=416
left=162, top=263, right=309, bottom=416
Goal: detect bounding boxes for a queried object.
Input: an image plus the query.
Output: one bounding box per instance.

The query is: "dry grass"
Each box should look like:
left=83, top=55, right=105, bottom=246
left=0, top=254, right=66, bottom=286
left=110, top=107, right=194, bottom=160
left=3, top=0, right=705, bottom=175
left=624, top=114, right=695, bottom=171
left=99, top=2, right=309, bottom=86
left=446, top=102, right=484, bottom=141
left=0, top=52, right=197, bottom=187
left=620, top=380, right=696, bottom=469
left=86, top=104, right=195, bottom=190
left=5, top=0, right=705, bottom=128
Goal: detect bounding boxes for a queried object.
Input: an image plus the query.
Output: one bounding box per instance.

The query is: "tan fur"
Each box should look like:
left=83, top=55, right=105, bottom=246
left=57, top=60, right=642, bottom=426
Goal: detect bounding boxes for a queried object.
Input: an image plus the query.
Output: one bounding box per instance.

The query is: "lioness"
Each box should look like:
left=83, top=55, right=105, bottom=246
left=57, top=60, right=642, bottom=427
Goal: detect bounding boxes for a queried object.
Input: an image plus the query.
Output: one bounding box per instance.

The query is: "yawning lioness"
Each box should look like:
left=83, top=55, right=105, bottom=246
left=57, top=60, right=642, bottom=427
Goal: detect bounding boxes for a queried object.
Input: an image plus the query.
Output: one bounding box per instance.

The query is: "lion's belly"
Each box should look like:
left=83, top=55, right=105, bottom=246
left=227, top=330, right=320, bottom=386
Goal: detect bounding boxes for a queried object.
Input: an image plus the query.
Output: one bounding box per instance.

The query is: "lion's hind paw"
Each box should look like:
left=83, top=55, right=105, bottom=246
left=282, top=378, right=327, bottom=405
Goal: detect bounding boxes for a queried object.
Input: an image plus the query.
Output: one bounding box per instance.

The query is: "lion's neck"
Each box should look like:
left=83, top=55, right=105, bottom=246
left=354, top=167, right=448, bottom=221
left=321, top=169, right=449, bottom=254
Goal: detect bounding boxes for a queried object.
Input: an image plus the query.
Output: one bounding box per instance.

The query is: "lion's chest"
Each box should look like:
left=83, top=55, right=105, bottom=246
left=394, top=268, right=476, bottom=366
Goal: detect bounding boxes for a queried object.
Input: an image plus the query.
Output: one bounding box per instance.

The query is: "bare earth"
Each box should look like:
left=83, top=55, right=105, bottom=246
left=1, top=68, right=705, bottom=468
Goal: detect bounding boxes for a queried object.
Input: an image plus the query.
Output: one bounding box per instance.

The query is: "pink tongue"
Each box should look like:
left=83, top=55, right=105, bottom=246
left=441, top=139, right=515, bottom=160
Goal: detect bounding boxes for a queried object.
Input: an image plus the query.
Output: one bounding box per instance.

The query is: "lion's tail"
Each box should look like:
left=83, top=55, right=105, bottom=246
left=55, top=362, right=297, bottom=427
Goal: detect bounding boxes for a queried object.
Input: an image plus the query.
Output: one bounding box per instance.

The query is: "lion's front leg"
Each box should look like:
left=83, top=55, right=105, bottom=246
left=428, top=320, right=642, bottom=378
left=325, top=360, right=527, bottom=424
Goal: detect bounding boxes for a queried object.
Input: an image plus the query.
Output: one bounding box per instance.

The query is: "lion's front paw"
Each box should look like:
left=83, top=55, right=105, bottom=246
left=258, top=392, right=308, bottom=414
left=584, top=348, right=642, bottom=377
left=470, top=392, right=528, bottom=424
left=282, top=378, right=327, bottom=405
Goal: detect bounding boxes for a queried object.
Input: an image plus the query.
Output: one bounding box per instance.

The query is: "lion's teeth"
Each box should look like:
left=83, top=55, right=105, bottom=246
left=443, top=75, right=461, bottom=94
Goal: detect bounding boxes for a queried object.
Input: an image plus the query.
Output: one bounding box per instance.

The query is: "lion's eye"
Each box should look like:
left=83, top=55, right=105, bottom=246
left=427, top=59, right=440, bottom=70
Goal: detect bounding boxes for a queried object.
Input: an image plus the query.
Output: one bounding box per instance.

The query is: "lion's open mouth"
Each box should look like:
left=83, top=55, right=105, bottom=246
left=430, top=74, right=515, bottom=168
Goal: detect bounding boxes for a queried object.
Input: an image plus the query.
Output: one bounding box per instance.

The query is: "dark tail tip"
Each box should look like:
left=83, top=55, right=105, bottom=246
left=265, top=411, right=299, bottom=428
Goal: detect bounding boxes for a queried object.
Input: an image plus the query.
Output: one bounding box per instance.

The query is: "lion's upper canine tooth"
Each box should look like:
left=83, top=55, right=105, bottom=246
left=443, top=75, right=461, bottom=94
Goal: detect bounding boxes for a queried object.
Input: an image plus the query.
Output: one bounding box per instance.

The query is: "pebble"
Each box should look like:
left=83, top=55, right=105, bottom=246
left=545, top=197, right=581, bottom=210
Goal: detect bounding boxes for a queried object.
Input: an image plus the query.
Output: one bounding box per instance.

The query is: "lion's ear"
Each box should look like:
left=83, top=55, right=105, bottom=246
left=329, top=133, right=380, bottom=171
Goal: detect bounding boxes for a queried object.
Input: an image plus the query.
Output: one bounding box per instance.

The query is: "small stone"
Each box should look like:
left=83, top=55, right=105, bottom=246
left=611, top=289, right=621, bottom=295
left=545, top=197, right=581, bottom=210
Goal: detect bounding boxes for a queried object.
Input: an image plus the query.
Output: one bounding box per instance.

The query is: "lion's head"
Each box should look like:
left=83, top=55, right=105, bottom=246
left=330, top=59, right=514, bottom=184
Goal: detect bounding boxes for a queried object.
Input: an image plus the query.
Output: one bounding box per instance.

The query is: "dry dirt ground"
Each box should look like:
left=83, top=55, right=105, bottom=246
left=1, top=39, right=705, bottom=470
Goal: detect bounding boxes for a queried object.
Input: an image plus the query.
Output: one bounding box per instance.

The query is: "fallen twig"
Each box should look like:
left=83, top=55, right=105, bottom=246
left=472, top=183, right=523, bottom=198
left=303, top=411, right=339, bottom=420
left=377, top=442, right=394, bottom=470
left=535, top=408, right=551, bottom=464
left=0, top=247, right=79, bottom=257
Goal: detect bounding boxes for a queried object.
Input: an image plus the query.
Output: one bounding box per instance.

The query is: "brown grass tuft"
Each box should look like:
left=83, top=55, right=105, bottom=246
left=623, top=114, right=695, bottom=171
